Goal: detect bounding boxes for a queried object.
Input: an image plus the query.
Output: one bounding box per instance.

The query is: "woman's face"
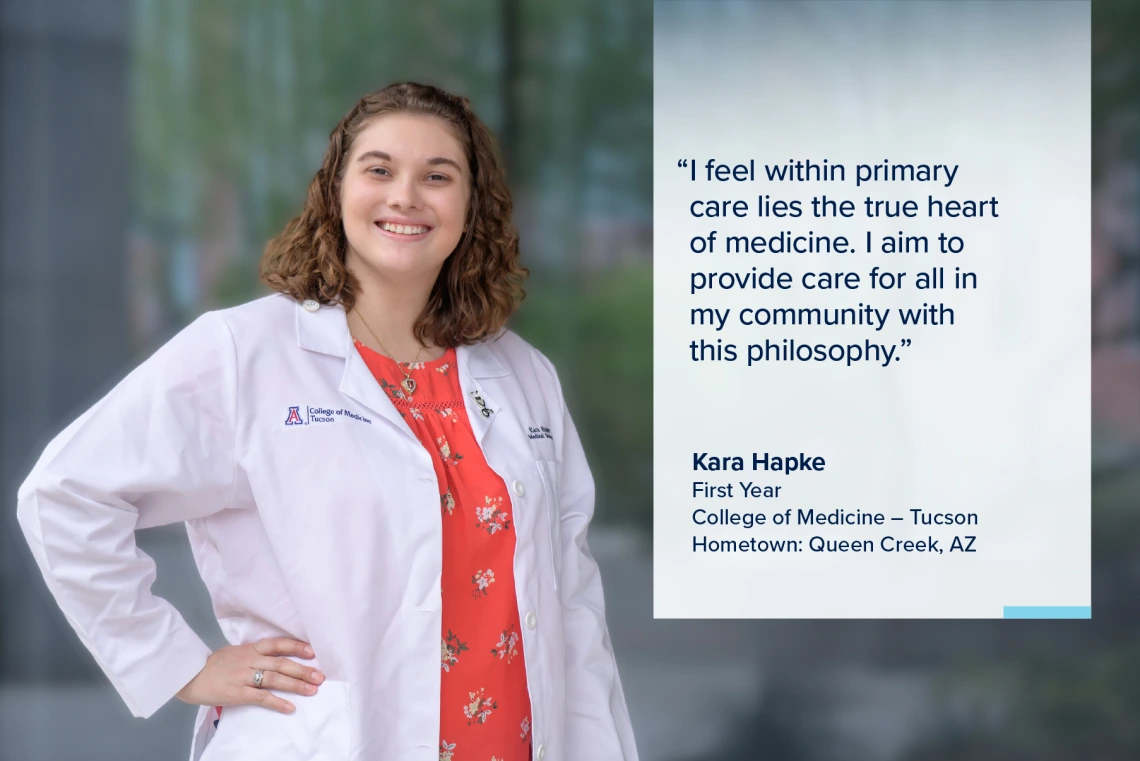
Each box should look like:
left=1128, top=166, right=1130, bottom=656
left=340, top=112, right=471, bottom=292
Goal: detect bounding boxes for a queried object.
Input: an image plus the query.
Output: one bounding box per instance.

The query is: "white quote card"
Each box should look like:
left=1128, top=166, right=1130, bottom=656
left=653, top=0, right=1091, bottom=619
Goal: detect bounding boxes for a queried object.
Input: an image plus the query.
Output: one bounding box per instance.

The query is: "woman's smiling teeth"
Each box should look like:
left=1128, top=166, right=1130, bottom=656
left=377, top=221, right=430, bottom=235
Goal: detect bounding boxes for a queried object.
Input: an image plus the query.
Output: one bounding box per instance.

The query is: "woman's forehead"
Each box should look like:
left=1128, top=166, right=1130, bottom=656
left=351, top=113, right=466, bottom=165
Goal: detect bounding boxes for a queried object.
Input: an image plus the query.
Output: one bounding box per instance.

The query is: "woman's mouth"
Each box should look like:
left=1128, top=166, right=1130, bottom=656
left=375, top=220, right=432, bottom=237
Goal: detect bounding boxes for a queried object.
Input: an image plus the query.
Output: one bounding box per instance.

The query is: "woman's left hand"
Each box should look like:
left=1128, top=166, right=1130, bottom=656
left=176, top=637, right=324, bottom=714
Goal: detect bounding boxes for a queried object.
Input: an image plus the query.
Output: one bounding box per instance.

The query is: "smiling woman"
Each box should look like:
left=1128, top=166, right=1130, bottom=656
left=16, top=81, right=639, bottom=761
left=340, top=115, right=471, bottom=318
left=260, top=82, right=526, bottom=361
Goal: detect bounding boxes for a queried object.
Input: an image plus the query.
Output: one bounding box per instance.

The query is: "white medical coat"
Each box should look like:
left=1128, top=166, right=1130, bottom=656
left=16, top=293, right=639, bottom=761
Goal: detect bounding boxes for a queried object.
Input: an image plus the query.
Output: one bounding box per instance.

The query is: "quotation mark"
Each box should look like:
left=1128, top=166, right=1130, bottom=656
left=678, top=159, right=688, bottom=168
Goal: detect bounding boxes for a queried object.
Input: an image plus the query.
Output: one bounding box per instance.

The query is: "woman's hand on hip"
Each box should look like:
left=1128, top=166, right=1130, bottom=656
left=175, top=637, right=325, bottom=714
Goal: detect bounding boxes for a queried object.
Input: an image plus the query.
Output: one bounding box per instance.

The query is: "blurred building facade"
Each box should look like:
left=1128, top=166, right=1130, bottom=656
left=0, top=0, right=132, bottom=682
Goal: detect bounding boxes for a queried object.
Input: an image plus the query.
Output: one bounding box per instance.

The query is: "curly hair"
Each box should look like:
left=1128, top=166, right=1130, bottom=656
left=259, top=82, right=527, bottom=347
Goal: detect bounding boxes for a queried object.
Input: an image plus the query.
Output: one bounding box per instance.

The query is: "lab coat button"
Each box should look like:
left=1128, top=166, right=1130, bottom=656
left=512, top=480, right=525, bottom=497
left=302, top=299, right=319, bottom=312
left=525, top=611, right=537, bottom=629
left=536, top=744, right=546, bottom=760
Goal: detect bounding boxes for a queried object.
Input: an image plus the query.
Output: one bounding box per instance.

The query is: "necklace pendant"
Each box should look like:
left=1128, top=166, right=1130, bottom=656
left=401, top=377, right=417, bottom=395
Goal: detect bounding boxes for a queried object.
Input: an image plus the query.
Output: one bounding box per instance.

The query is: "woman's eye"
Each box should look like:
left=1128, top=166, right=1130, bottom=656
left=427, top=173, right=448, bottom=182
left=369, top=167, right=390, bottom=177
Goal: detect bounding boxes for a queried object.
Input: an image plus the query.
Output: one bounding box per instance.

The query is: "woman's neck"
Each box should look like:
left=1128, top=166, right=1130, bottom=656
left=348, top=283, right=445, bottom=364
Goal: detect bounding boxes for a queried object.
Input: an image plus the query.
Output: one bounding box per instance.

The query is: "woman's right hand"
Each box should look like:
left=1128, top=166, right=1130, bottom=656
left=175, top=637, right=325, bottom=714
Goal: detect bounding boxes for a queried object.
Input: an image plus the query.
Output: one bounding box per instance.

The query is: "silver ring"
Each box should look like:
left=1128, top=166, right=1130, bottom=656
left=252, top=669, right=265, bottom=688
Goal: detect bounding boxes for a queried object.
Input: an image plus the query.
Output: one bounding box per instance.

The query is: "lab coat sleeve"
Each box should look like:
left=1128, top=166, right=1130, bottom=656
left=550, top=366, right=640, bottom=760
left=15, top=311, right=237, bottom=719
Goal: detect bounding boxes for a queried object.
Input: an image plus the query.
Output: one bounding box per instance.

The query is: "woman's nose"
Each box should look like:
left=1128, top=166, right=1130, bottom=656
left=386, top=176, right=422, bottom=210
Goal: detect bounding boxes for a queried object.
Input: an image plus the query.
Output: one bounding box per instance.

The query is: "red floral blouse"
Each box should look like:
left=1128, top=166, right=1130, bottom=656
left=356, top=340, right=533, bottom=761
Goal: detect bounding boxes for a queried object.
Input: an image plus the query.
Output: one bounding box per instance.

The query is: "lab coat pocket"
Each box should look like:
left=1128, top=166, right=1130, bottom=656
left=536, top=459, right=562, bottom=591
left=197, top=679, right=352, bottom=761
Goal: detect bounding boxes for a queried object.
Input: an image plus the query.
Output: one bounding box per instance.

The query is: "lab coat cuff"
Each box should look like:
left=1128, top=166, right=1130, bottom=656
left=121, top=631, right=213, bottom=719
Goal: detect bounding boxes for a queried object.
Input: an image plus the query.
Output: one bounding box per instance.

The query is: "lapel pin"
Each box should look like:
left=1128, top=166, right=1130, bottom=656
left=469, top=390, right=493, bottom=417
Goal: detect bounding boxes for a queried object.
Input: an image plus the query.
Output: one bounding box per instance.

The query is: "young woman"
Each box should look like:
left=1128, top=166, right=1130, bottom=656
left=16, top=82, right=638, bottom=761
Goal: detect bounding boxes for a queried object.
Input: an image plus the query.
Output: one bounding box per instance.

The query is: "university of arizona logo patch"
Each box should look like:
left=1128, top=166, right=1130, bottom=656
left=282, top=405, right=372, bottom=426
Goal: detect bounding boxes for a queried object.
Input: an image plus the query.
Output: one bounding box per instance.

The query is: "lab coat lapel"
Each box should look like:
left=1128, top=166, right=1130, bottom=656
left=339, top=339, right=419, bottom=441
left=294, top=299, right=417, bottom=441
left=456, top=339, right=511, bottom=446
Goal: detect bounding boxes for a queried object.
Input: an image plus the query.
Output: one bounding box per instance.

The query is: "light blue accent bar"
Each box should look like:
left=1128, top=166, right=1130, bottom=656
left=1003, top=606, right=1091, bottom=619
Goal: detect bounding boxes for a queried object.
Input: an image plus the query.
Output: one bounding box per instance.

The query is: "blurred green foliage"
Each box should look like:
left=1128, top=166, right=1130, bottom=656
left=512, top=264, right=653, bottom=527
left=132, top=0, right=651, bottom=280
left=1092, top=0, right=1140, bottom=143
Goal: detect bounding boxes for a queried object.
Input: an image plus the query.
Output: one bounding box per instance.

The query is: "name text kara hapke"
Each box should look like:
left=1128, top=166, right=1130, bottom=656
left=693, top=452, right=825, bottom=473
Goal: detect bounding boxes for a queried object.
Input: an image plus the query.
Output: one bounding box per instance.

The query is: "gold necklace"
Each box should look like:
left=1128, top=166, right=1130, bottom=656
left=354, top=308, right=424, bottom=396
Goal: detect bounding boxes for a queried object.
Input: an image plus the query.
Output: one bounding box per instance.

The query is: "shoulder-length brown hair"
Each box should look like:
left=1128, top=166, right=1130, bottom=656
left=259, top=82, right=527, bottom=347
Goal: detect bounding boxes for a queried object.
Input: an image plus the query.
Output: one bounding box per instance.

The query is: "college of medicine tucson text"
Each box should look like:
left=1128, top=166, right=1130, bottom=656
left=688, top=505, right=979, bottom=555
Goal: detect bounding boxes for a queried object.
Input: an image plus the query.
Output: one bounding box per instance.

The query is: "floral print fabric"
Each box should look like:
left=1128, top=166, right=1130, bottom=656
left=356, top=341, right=532, bottom=761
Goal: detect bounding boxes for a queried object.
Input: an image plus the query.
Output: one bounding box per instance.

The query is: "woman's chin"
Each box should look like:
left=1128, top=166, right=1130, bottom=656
left=355, top=254, right=445, bottom=285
